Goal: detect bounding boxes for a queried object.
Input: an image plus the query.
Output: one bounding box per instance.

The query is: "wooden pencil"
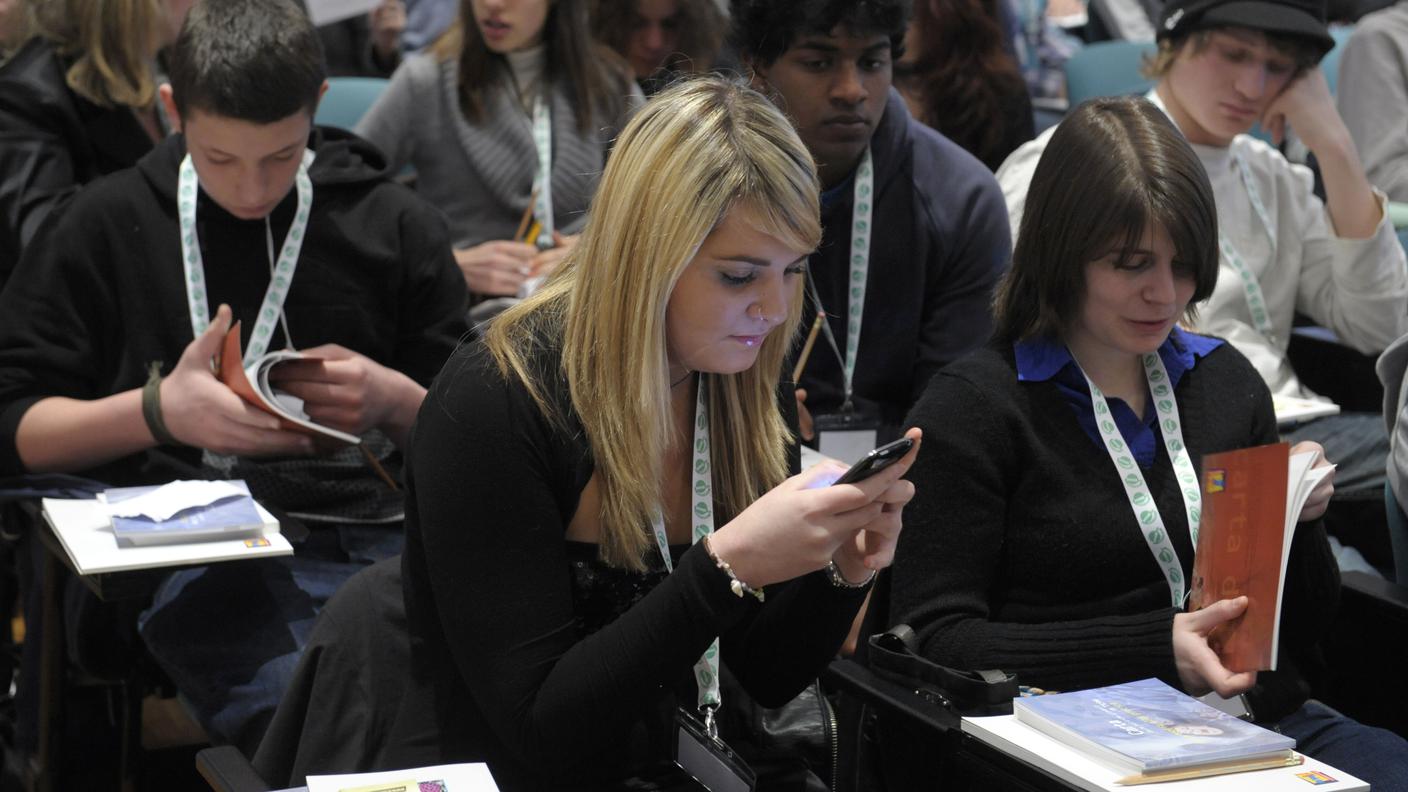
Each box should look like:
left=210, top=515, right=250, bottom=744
left=791, top=314, right=825, bottom=383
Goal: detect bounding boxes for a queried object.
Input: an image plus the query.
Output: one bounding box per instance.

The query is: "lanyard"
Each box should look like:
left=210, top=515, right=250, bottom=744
left=1078, top=351, right=1203, bottom=607
left=178, top=150, right=315, bottom=364
left=809, top=148, right=874, bottom=411
left=530, top=94, right=554, bottom=250
left=1217, top=150, right=1278, bottom=343
left=650, top=377, right=721, bottom=712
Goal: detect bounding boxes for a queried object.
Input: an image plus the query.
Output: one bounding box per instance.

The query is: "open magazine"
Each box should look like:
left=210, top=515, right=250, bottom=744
left=1189, top=442, right=1334, bottom=671
left=217, top=321, right=359, bottom=445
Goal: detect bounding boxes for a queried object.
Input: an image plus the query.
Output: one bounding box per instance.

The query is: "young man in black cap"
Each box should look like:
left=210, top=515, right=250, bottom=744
left=1000, top=0, right=1407, bottom=528
left=734, top=0, right=1011, bottom=462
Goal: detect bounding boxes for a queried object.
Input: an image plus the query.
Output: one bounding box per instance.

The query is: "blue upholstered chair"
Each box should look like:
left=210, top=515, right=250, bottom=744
left=314, top=77, right=389, bottom=133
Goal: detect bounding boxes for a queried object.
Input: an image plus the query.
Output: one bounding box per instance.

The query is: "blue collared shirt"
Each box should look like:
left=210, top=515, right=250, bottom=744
left=1014, top=327, right=1224, bottom=468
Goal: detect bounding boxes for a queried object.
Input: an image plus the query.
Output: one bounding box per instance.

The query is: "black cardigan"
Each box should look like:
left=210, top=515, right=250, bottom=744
left=890, top=342, right=1339, bottom=723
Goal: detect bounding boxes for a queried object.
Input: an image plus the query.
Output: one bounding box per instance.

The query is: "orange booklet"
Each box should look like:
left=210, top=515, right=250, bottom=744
left=215, top=321, right=360, bottom=446
left=1189, top=442, right=1332, bottom=672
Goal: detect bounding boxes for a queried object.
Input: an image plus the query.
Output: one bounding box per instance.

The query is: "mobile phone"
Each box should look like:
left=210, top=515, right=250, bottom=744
left=833, top=437, right=914, bottom=485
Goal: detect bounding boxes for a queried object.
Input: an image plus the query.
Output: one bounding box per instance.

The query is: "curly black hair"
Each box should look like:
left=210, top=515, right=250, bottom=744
left=732, top=0, right=912, bottom=66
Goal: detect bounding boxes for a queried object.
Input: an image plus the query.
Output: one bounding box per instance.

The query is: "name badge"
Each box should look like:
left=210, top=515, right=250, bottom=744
left=673, top=708, right=755, bottom=792
left=814, top=411, right=880, bottom=467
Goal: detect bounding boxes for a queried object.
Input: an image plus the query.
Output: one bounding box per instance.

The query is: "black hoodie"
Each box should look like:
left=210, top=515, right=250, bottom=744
left=0, top=127, right=467, bottom=484
left=795, top=89, right=1012, bottom=440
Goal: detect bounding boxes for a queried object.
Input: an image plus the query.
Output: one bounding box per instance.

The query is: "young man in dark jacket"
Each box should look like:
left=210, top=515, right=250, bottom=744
left=0, top=0, right=466, bottom=756
left=735, top=0, right=1012, bottom=457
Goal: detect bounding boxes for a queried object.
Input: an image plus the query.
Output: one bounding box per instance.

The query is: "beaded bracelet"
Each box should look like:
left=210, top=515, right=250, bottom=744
left=825, top=560, right=877, bottom=589
left=700, top=535, right=765, bottom=602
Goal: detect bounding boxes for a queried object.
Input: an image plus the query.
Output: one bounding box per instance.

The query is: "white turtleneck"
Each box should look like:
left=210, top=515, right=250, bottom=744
left=504, top=44, right=547, bottom=112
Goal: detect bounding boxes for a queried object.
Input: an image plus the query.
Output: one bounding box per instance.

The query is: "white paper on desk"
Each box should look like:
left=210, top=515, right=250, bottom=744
left=307, top=762, right=499, bottom=792
left=102, top=480, right=248, bottom=521
left=305, top=0, right=380, bottom=27
left=40, top=498, right=290, bottom=576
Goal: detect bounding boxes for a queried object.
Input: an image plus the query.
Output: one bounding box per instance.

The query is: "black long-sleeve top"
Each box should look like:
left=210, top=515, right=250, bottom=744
left=890, top=342, right=1339, bottom=723
left=0, top=38, right=156, bottom=284
left=402, top=340, right=868, bottom=789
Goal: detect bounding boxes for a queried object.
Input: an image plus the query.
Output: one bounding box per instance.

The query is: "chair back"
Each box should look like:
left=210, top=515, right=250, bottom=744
left=315, top=77, right=390, bottom=132
left=1063, top=40, right=1157, bottom=107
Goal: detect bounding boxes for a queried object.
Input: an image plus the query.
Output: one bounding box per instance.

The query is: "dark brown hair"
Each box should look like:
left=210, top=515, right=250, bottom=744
left=168, top=0, right=325, bottom=122
left=591, top=0, right=726, bottom=77
left=895, top=0, right=1028, bottom=171
left=994, top=96, right=1218, bottom=343
left=432, top=0, right=629, bottom=132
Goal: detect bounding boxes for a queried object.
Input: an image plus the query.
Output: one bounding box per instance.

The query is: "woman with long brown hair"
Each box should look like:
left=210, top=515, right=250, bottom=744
left=357, top=0, right=640, bottom=300
left=894, top=0, right=1034, bottom=171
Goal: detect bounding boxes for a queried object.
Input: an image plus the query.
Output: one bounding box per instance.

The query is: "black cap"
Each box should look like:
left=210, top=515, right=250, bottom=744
left=1157, top=0, right=1335, bottom=57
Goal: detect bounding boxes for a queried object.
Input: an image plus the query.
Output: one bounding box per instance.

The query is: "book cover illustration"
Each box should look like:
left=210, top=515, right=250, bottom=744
left=1190, top=442, right=1331, bottom=671
left=104, top=480, right=266, bottom=547
left=1013, top=678, right=1294, bottom=772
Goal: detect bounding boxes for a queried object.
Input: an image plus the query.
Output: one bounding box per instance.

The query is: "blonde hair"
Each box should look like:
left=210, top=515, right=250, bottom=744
left=33, top=0, right=168, bottom=108
left=1142, top=28, right=1321, bottom=80
left=485, top=76, right=822, bottom=570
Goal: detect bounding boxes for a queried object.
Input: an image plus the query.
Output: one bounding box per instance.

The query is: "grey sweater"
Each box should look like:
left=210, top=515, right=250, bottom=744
left=1337, top=2, right=1408, bottom=202
left=356, top=53, right=640, bottom=249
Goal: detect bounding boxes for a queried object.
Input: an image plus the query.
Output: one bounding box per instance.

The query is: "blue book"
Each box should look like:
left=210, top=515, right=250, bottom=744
left=104, top=481, right=267, bottom=547
left=1013, top=679, right=1295, bottom=773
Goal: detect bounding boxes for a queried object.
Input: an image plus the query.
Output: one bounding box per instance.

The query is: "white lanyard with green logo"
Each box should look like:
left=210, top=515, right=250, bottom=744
left=177, top=150, right=315, bottom=363
left=530, top=94, right=554, bottom=250
left=650, top=377, right=721, bottom=713
left=810, top=148, right=874, bottom=412
left=1078, top=350, right=1202, bottom=607
left=1217, top=150, right=1278, bottom=343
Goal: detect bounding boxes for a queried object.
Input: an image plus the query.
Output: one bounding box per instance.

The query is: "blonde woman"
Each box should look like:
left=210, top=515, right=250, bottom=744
left=0, top=0, right=191, bottom=280
left=402, top=76, right=920, bottom=790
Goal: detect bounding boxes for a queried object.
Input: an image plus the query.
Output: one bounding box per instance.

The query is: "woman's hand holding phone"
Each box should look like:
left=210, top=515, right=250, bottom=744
left=708, top=428, right=922, bottom=589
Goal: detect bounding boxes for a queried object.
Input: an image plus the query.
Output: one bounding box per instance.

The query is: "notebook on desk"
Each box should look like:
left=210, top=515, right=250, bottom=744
left=41, top=496, right=291, bottom=575
left=961, top=714, right=1368, bottom=791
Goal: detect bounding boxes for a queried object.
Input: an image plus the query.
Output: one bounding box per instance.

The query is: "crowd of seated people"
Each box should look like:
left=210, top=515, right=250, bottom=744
left=2, top=0, right=1408, bottom=789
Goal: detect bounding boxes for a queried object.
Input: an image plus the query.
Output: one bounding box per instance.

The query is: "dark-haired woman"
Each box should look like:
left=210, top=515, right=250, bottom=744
left=890, top=95, right=1408, bottom=785
left=357, top=0, right=640, bottom=299
left=894, top=0, right=1034, bottom=171
left=591, top=0, right=726, bottom=94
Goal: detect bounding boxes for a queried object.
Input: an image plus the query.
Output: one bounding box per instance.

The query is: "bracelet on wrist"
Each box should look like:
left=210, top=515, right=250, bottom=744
left=825, top=559, right=877, bottom=589
left=701, top=534, right=765, bottom=603
left=141, top=362, right=181, bottom=447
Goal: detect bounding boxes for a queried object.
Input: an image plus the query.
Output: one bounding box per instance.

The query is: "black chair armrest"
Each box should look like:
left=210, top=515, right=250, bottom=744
left=1320, top=571, right=1408, bottom=737
left=822, top=657, right=959, bottom=735
left=197, top=745, right=271, bottom=792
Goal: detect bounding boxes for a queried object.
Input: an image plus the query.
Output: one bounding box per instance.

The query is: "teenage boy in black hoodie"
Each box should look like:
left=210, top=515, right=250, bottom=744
left=0, top=0, right=465, bottom=754
left=734, top=0, right=1011, bottom=458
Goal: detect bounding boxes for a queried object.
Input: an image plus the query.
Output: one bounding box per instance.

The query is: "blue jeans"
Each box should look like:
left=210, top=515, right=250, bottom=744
left=137, top=524, right=402, bottom=753
left=1278, top=700, right=1408, bottom=790
left=1282, top=412, right=1389, bottom=501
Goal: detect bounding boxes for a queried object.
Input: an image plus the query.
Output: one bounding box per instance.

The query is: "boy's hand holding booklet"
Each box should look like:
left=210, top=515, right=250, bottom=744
left=217, top=320, right=360, bottom=446
left=1190, top=442, right=1334, bottom=672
